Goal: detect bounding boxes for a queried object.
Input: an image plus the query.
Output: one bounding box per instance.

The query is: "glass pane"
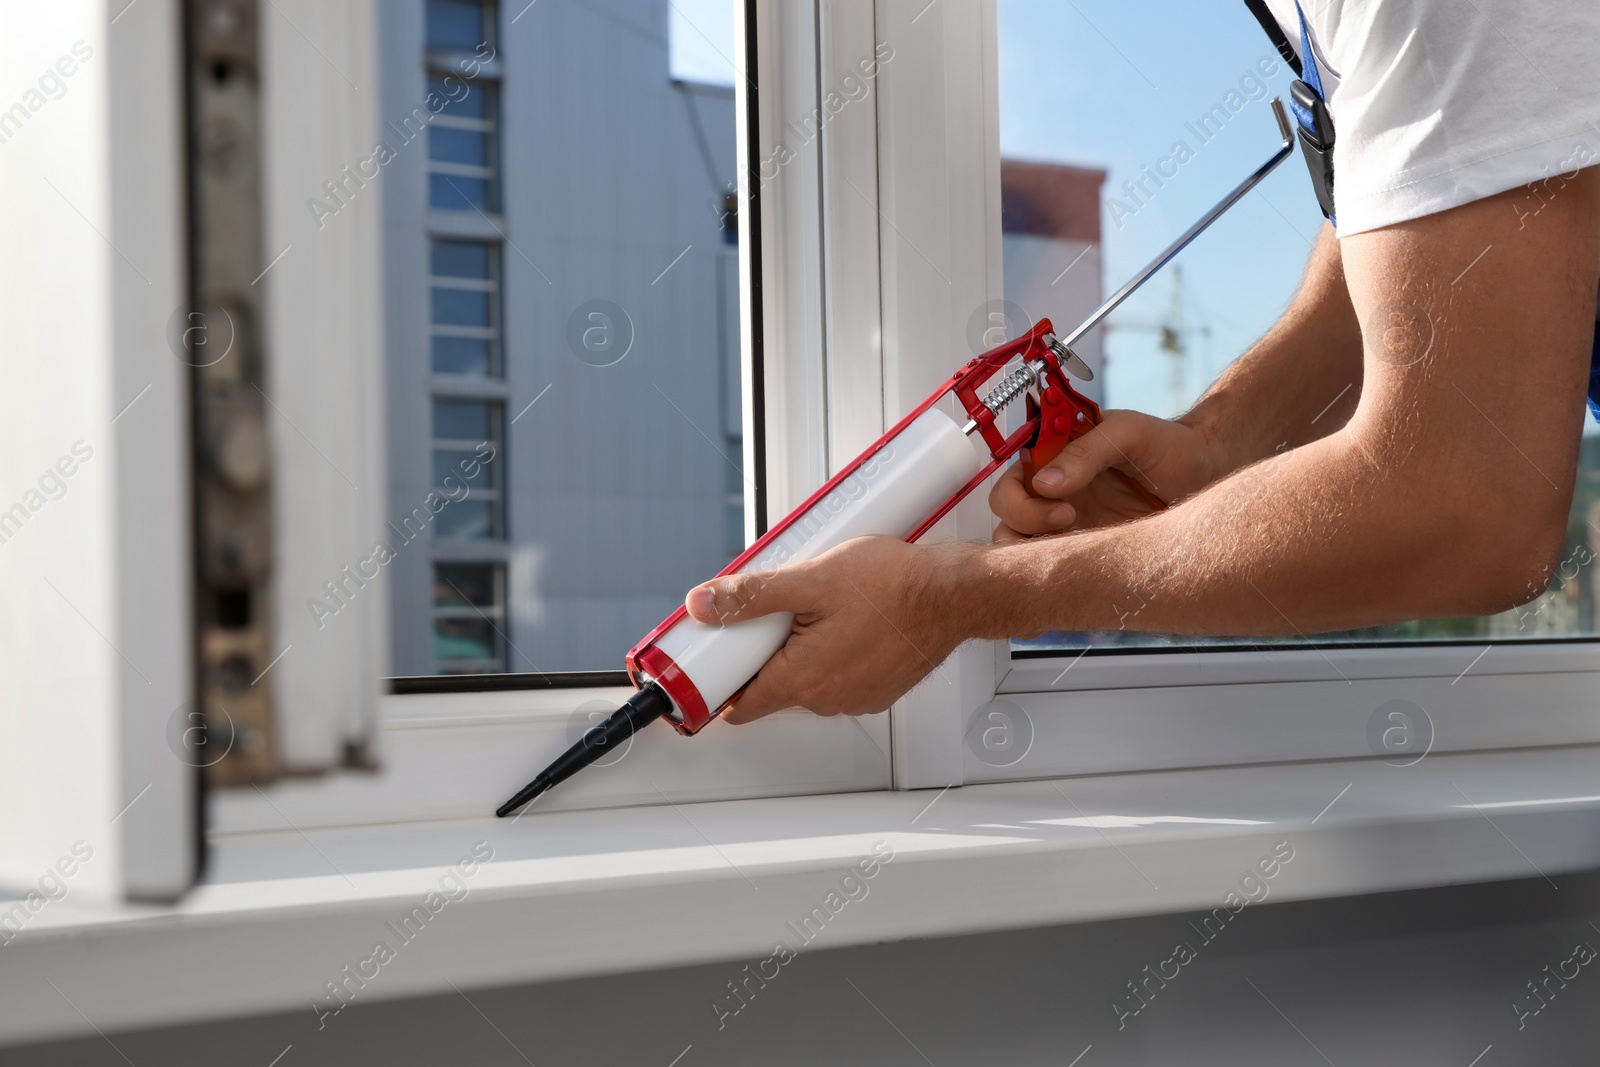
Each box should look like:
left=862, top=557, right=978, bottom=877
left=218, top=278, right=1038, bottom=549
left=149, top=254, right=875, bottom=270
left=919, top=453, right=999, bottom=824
left=434, top=449, right=496, bottom=488
left=431, top=287, right=490, bottom=327
left=430, top=173, right=489, bottom=212
left=433, top=398, right=492, bottom=440
left=429, top=126, right=488, bottom=166
left=432, top=336, right=492, bottom=376
left=669, top=0, right=737, bottom=84
left=724, top=501, right=743, bottom=558
left=998, top=0, right=1600, bottom=653
left=434, top=562, right=497, bottom=607
left=430, top=76, right=489, bottom=119
left=427, top=0, right=487, bottom=53
left=431, top=239, right=490, bottom=278
left=434, top=499, right=494, bottom=540
left=434, top=617, right=500, bottom=668
left=391, top=0, right=748, bottom=675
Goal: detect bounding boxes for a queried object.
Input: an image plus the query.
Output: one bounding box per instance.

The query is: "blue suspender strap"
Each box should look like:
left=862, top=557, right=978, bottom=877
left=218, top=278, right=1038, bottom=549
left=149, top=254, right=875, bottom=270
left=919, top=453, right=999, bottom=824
left=1286, top=0, right=1338, bottom=226
left=1287, top=3, right=1325, bottom=135
left=1294, top=2, right=1326, bottom=100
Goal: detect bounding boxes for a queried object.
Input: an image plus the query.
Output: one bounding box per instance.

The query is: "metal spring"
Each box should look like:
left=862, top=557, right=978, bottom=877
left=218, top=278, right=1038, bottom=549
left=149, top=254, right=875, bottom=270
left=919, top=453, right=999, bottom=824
left=982, top=363, right=1037, bottom=414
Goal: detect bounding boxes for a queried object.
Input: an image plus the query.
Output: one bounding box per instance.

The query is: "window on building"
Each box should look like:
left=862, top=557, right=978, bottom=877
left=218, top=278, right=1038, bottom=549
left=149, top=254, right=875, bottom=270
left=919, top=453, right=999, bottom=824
left=431, top=398, right=503, bottom=540
left=433, top=561, right=506, bottom=673
left=426, top=0, right=499, bottom=213
left=430, top=239, right=501, bottom=376
left=414, top=0, right=512, bottom=676
left=427, top=75, right=499, bottom=212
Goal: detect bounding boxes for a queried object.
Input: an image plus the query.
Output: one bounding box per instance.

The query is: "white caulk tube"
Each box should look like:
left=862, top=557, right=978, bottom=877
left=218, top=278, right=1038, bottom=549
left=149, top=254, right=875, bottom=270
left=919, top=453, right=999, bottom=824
left=638, top=408, right=987, bottom=728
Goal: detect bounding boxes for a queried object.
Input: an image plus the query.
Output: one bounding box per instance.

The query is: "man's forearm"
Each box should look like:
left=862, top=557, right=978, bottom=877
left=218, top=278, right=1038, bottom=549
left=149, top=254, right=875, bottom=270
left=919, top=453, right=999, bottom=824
left=945, top=428, right=1516, bottom=640
left=1180, top=225, right=1364, bottom=473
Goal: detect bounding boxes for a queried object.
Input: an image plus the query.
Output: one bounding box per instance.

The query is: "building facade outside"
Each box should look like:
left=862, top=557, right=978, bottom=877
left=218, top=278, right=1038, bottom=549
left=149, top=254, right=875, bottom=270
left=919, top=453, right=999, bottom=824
left=383, top=0, right=741, bottom=675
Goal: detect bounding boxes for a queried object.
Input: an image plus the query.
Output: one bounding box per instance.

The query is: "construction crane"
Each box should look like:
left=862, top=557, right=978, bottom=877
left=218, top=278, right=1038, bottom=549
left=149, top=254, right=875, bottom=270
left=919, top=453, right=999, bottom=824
left=1103, top=266, right=1210, bottom=416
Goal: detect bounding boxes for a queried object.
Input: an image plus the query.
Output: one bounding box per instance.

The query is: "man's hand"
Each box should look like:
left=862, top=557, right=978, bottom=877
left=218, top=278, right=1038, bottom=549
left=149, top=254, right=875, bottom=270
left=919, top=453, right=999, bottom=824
left=989, top=409, right=1224, bottom=542
left=683, top=537, right=967, bottom=724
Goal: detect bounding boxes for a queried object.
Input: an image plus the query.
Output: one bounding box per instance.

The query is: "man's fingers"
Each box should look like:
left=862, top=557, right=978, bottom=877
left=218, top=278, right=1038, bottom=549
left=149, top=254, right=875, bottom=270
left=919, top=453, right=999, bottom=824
left=1030, top=422, right=1129, bottom=500
left=720, top=645, right=806, bottom=724
left=685, top=565, right=806, bottom=625
left=720, top=689, right=782, bottom=725
left=989, top=463, right=1076, bottom=535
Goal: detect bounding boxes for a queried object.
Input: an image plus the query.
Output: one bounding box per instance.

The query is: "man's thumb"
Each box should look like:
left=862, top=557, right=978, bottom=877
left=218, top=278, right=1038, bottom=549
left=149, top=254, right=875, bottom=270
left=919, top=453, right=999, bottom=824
left=1032, top=412, right=1148, bottom=498
left=685, top=568, right=799, bottom=625
left=1031, top=429, right=1115, bottom=498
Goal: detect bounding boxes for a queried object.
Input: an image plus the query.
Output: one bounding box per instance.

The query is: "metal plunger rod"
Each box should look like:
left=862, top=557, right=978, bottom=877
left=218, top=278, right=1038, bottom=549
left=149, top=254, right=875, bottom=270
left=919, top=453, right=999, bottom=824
left=496, top=684, right=671, bottom=817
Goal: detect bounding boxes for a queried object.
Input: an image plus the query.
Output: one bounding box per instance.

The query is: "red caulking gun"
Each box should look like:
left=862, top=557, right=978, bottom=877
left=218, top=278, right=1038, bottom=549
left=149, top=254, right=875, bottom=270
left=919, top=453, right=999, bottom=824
left=497, top=99, right=1295, bottom=816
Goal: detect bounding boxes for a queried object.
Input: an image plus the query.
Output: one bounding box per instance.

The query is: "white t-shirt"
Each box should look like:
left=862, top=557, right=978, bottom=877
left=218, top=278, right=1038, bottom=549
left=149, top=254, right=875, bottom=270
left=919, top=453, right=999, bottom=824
left=1261, top=0, right=1600, bottom=237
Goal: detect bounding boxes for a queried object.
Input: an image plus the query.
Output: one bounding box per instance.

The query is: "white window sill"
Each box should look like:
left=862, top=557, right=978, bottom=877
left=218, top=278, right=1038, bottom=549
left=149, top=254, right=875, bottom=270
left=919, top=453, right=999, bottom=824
left=6, top=745, right=1600, bottom=1046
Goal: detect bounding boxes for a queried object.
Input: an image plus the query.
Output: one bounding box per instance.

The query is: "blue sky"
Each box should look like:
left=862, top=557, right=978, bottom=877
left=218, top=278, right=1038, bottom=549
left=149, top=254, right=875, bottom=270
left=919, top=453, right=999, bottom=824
left=668, top=0, right=739, bottom=84
left=669, top=0, right=1328, bottom=416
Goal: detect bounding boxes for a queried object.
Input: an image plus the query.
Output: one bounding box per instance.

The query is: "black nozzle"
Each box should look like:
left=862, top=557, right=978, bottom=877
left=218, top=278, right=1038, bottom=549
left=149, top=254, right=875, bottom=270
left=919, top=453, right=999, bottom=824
left=495, top=684, right=672, bottom=817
